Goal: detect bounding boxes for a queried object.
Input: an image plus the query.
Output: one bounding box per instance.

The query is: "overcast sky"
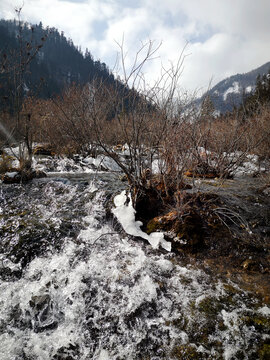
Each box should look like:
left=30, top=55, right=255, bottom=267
left=1, top=0, right=270, bottom=93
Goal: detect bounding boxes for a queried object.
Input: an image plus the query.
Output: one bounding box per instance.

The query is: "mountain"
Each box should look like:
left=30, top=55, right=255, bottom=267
left=0, top=19, right=117, bottom=111
left=198, top=61, right=270, bottom=114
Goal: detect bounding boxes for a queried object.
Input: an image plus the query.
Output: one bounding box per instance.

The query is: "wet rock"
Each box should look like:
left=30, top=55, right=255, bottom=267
left=9, top=230, right=61, bottom=268
left=29, top=294, right=51, bottom=310
left=52, top=343, right=80, bottom=360
left=29, top=294, right=59, bottom=333
left=0, top=257, right=22, bottom=280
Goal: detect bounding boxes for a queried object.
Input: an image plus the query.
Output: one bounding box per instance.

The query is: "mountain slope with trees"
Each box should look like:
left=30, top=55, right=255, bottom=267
left=198, top=61, right=270, bottom=114
left=0, top=18, right=116, bottom=110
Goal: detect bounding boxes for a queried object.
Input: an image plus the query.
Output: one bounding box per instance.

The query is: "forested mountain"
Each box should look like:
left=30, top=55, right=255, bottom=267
left=0, top=18, right=117, bottom=110
left=197, top=61, right=270, bottom=114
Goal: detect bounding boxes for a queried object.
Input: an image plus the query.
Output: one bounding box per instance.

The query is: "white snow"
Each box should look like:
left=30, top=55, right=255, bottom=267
left=151, top=159, right=161, bottom=174
left=82, top=155, right=122, bottom=172
left=245, top=85, right=254, bottom=93
left=112, top=191, right=171, bottom=251
left=223, top=81, right=240, bottom=101
left=232, top=154, right=260, bottom=177
left=5, top=171, right=18, bottom=178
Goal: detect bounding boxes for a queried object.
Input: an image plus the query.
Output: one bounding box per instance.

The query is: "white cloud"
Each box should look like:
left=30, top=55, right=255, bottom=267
left=1, top=0, right=270, bottom=92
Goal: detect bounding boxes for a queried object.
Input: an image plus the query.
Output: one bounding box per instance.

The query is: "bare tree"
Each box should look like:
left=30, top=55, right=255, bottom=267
left=0, top=6, right=46, bottom=171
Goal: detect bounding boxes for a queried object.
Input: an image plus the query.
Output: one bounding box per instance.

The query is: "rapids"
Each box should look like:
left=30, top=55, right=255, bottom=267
left=0, top=158, right=269, bottom=359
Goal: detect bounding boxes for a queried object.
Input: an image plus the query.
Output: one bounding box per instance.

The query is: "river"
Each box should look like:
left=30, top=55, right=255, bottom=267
left=0, top=156, right=269, bottom=359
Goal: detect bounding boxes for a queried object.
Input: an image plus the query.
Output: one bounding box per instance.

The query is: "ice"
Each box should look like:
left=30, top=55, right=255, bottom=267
left=112, top=191, right=171, bottom=251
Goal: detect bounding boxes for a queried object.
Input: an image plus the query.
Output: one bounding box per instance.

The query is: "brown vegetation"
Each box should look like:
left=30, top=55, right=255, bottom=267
left=1, top=41, right=270, bottom=261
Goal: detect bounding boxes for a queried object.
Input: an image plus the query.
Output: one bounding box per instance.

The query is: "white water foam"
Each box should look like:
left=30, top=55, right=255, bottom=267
left=0, top=177, right=269, bottom=359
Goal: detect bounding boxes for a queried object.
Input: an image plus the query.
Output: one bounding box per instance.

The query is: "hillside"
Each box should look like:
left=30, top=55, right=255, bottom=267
left=198, top=61, right=270, bottom=114
left=0, top=19, right=116, bottom=110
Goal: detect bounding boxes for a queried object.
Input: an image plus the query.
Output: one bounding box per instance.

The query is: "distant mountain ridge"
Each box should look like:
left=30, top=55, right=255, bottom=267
left=0, top=18, right=118, bottom=110
left=199, top=61, right=270, bottom=114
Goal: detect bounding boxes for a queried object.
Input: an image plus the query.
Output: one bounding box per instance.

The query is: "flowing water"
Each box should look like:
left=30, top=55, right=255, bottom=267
left=0, top=159, right=270, bottom=359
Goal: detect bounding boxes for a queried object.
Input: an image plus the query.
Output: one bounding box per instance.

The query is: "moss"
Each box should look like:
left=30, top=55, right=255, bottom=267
left=146, top=211, right=178, bottom=234
left=146, top=218, right=162, bottom=234
left=259, top=344, right=270, bottom=359
left=171, top=345, right=201, bottom=359
left=223, top=284, right=240, bottom=295
left=197, top=296, right=224, bottom=317
left=217, top=319, right=227, bottom=331
left=164, top=313, right=189, bottom=331
left=242, top=315, right=270, bottom=331
left=202, top=180, right=229, bottom=187
left=179, top=275, right=192, bottom=285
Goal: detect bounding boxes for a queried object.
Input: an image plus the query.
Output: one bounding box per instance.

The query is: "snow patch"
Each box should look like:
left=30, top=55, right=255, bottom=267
left=223, top=81, right=241, bottom=101
left=82, top=155, right=122, bottom=172
left=5, top=171, right=18, bottom=178
left=245, top=85, right=254, bottom=93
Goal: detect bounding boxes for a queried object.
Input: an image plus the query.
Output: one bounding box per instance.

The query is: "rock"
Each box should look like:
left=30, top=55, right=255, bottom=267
left=29, top=294, right=59, bottom=333
left=2, top=171, right=21, bottom=184
left=29, top=294, right=51, bottom=310
left=52, top=343, right=80, bottom=360
left=33, top=144, right=55, bottom=156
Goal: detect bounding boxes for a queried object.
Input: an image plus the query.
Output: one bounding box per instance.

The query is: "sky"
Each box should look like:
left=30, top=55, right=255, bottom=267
left=1, top=0, right=270, bottom=94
